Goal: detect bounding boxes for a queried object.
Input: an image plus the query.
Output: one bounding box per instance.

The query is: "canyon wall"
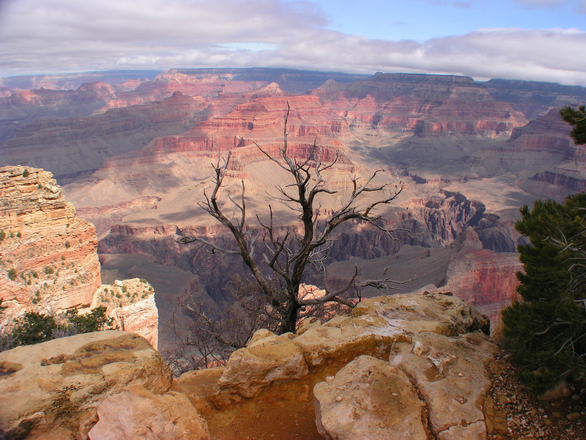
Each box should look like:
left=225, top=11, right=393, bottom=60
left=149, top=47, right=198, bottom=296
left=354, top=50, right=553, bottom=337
left=0, top=165, right=101, bottom=324
left=0, top=165, right=158, bottom=347
left=2, top=68, right=585, bottom=337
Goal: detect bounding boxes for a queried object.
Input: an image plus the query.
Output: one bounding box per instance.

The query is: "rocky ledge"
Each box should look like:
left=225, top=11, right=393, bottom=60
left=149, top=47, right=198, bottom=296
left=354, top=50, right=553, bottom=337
left=0, top=288, right=498, bottom=439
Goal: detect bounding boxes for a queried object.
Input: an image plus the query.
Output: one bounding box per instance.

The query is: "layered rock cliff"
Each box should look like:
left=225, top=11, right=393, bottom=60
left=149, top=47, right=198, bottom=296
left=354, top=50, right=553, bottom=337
left=0, top=166, right=158, bottom=348
left=0, top=166, right=101, bottom=324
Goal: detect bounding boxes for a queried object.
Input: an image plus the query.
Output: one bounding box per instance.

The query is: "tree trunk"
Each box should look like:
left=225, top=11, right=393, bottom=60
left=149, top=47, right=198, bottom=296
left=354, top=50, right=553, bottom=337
left=280, top=300, right=301, bottom=334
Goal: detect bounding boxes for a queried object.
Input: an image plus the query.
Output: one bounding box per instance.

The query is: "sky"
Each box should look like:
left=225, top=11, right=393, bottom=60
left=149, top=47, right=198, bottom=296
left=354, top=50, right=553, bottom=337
left=0, top=0, right=585, bottom=85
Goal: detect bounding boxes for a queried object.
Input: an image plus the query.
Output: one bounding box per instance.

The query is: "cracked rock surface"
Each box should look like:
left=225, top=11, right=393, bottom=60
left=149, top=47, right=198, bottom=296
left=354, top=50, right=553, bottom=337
left=313, top=355, right=429, bottom=440
left=392, top=331, right=498, bottom=438
left=313, top=332, right=497, bottom=439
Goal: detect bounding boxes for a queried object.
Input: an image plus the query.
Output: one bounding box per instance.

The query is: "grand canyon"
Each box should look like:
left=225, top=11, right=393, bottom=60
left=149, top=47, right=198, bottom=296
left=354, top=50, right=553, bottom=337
left=1, top=68, right=586, bottom=439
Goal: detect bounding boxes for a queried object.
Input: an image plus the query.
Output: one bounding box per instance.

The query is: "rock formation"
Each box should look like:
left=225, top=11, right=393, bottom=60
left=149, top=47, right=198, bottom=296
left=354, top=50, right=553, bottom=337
left=0, top=165, right=159, bottom=348
left=0, top=166, right=101, bottom=325
left=0, top=330, right=208, bottom=439
left=92, top=278, right=159, bottom=349
left=443, top=229, right=522, bottom=324
left=1, top=288, right=499, bottom=439
left=314, top=355, right=429, bottom=440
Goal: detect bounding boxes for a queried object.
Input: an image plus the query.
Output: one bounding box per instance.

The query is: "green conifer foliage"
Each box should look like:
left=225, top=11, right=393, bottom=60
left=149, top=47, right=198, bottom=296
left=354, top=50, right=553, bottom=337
left=560, top=105, right=586, bottom=146
left=503, top=194, right=586, bottom=394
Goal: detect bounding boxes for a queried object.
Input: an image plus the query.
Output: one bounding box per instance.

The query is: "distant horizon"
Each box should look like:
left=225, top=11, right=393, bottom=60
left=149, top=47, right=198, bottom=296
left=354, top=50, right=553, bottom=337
left=2, top=67, right=586, bottom=91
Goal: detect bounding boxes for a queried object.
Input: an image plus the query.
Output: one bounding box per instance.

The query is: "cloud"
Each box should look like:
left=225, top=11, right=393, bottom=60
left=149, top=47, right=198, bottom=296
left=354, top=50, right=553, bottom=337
left=0, top=0, right=585, bottom=86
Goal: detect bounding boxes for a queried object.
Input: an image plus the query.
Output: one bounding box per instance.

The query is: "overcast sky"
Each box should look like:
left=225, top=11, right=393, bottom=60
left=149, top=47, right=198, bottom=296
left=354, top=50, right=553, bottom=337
left=0, top=0, right=585, bottom=85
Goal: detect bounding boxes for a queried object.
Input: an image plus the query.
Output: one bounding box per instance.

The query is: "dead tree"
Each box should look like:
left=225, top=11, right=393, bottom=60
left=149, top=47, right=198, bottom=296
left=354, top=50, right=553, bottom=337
left=177, top=106, right=404, bottom=334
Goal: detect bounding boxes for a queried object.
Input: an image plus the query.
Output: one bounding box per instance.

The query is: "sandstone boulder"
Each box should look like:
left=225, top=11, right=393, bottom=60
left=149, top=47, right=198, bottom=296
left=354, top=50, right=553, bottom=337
left=313, top=355, right=428, bottom=440
left=391, top=331, right=498, bottom=439
left=88, top=384, right=209, bottom=440
left=0, top=331, right=172, bottom=438
left=212, top=330, right=308, bottom=406
left=292, top=314, right=410, bottom=370
left=351, top=290, right=491, bottom=336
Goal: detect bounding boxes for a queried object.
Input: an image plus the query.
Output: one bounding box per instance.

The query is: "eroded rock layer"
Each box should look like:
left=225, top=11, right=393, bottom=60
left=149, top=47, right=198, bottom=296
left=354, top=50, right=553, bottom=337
left=0, top=166, right=101, bottom=324
left=0, top=166, right=159, bottom=349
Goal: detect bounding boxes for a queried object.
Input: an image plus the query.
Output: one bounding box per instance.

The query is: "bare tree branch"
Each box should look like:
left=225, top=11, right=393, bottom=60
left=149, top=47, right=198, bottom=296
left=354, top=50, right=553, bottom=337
left=177, top=103, right=406, bottom=333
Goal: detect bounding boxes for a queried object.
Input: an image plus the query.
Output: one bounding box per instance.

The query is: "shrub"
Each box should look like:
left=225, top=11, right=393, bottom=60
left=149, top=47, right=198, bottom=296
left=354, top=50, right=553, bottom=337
left=22, top=169, right=29, bottom=178
left=11, top=312, right=58, bottom=346
left=44, top=266, right=54, bottom=275
left=5, top=307, right=115, bottom=350
left=0, top=230, right=4, bottom=243
left=64, top=241, right=70, bottom=249
left=7, top=268, right=17, bottom=281
left=64, top=306, right=113, bottom=333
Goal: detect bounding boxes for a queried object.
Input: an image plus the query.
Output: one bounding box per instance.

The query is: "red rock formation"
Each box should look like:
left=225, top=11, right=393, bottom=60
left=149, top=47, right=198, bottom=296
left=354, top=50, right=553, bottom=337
left=401, top=191, right=486, bottom=245
left=98, top=71, right=267, bottom=112
left=0, top=92, right=210, bottom=180
left=313, top=73, right=528, bottom=141
left=511, top=109, right=586, bottom=201
left=0, top=166, right=159, bottom=347
left=444, top=229, right=522, bottom=325
left=0, top=166, right=100, bottom=324
left=508, top=108, right=572, bottom=154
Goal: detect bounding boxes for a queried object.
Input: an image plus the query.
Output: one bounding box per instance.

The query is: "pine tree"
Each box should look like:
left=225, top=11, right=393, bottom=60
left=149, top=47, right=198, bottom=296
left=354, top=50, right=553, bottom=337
left=560, top=105, right=586, bottom=146
left=503, top=194, right=586, bottom=393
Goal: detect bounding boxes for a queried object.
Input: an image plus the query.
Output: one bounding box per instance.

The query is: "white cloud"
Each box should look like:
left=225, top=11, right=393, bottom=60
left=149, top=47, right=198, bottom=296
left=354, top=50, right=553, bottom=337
left=0, top=0, right=585, bottom=86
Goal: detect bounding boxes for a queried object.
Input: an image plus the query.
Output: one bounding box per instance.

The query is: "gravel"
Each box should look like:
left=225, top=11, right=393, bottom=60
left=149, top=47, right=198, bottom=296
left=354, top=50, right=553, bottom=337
left=486, top=349, right=586, bottom=440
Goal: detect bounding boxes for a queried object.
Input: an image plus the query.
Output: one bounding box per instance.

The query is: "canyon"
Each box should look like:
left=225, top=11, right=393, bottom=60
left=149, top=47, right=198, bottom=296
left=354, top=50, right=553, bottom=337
left=1, top=68, right=585, bottom=352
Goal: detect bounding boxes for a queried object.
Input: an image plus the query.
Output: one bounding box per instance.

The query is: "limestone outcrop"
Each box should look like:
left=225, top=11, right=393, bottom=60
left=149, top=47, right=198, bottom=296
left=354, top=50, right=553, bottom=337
left=210, top=290, right=492, bottom=403
left=391, top=331, right=497, bottom=439
left=314, top=355, right=429, bottom=440
left=88, top=384, right=209, bottom=440
left=0, top=331, right=198, bottom=439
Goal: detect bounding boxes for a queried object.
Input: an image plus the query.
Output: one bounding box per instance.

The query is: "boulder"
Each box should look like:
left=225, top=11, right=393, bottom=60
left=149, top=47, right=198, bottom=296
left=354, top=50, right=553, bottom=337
left=88, top=385, right=209, bottom=440
left=292, top=314, right=410, bottom=370
left=0, top=331, right=172, bottom=438
left=391, top=331, right=498, bottom=438
left=313, top=355, right=428, bottom=440
left=351, top=290, right=491, bottom=336
left=212, top=331, right=309, bottom=406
